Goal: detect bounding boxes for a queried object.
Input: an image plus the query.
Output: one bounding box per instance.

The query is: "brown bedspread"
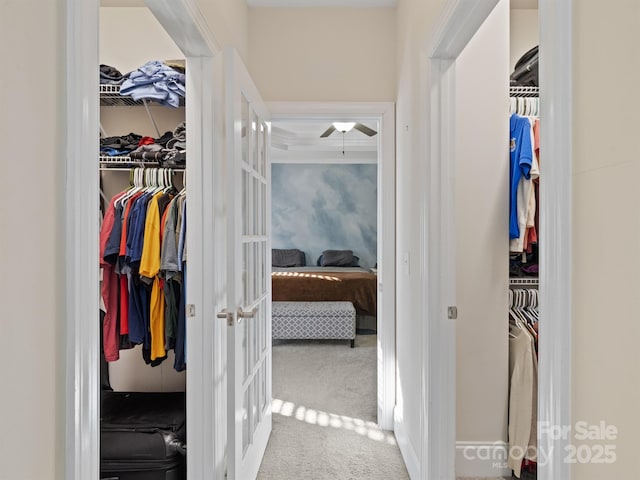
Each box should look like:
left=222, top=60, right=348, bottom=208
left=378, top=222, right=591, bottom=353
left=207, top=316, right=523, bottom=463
left=271, top=269, right=377, bottom=316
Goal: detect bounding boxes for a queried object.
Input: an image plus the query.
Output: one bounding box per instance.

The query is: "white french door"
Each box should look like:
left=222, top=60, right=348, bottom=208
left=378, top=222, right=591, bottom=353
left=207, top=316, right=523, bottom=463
left=222, top=48, right=272, bottom=480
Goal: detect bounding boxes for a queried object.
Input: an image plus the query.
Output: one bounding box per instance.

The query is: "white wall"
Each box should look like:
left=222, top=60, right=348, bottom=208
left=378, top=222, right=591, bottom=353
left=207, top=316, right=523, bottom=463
left=100, top=0, right=250, bottom=62
left=571, top=1, right=640, bottom=477
left=510, top=8, right=538, bottom=72
left=196, top=0, right=250, bottom=62
left=0, top=1, right=66, bottom=478
left=100, top=7, right=184, bottom=74
left=455, top=0, right=510, bottom=472
left=247, top=7, right=396, bottom=102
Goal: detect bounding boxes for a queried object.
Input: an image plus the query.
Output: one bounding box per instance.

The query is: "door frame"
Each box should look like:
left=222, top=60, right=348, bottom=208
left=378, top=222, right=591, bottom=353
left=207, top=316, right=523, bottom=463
left=422, top=0, right=573, bottom=478
left=266, top=101, right=396, bottom=430
left=64, top=0, right=223, bottom=478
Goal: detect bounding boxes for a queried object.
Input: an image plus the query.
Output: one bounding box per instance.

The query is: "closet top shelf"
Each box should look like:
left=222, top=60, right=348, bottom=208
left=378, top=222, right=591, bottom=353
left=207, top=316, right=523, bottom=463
left=100, top=84, right=185, bottom=107
left=510, top=86, right=539, bottom=98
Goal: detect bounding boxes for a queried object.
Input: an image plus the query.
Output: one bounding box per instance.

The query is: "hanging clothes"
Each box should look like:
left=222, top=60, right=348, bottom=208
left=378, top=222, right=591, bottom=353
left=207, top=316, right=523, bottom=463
left=99, top=168, right=187, bottom=370
left=509, top=114, right=533, bottom=240
left=511, top=117, right=539, bottom=253
left=507, top=288, right=539, bottom=478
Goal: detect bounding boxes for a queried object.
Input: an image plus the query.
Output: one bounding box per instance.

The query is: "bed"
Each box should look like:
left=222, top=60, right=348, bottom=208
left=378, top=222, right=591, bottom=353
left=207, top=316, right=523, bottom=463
left=271, top=266, right=378, bottom=316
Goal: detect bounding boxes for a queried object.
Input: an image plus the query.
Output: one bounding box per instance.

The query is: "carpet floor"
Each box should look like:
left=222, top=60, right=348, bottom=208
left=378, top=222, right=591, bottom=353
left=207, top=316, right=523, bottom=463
left=257, top=335, right=409, bottom=479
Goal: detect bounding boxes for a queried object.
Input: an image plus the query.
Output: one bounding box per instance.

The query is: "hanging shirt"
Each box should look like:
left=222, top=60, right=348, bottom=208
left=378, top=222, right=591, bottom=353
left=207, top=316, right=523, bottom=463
left=140, top=192, right=168, bottom=361
left=178, top=198, right=187, bottom=267
left=100, top=193, right=126, bottom=362
left=126, top=193, right=153, bottom=346
left=510, top=120, right=539, bottom=252
left=510, top=114, right=533, bottom=239
left=508, top=320, right=538, bottom=477
left=174, top=263, right=187, bottom=372
left=161, top=198, right=180, bottom=276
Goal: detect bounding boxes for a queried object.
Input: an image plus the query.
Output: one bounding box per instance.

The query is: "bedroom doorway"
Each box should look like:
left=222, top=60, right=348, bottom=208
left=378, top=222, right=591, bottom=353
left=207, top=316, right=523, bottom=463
left=266, top=102, right=396, bottom=430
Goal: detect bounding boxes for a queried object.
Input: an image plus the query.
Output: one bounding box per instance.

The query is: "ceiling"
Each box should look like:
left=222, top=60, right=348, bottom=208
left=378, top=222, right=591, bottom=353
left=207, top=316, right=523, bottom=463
left=271, top=119, right=378, bottom=161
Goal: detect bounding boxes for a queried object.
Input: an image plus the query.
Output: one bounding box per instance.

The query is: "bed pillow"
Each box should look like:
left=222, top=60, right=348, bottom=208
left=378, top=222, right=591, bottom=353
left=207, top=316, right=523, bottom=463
left=317, top=250, right=360, bottom=267
left=272, top=248, right=306, bottom=267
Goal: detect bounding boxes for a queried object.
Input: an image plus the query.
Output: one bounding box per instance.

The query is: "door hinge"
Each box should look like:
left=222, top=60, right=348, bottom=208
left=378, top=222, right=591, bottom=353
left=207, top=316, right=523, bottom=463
left=447, top=306, right=458, bottom=320
left=186, top=304, right=196, bottom=317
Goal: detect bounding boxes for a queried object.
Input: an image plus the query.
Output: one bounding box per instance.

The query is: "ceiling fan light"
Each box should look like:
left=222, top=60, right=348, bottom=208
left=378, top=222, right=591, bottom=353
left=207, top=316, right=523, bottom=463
left=333, top=122, right=355, bottom=133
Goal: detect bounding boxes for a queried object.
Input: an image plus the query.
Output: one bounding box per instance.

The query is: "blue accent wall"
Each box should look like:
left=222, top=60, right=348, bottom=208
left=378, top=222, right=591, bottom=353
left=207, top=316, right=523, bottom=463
left=271, top=163, right=377, bottom=268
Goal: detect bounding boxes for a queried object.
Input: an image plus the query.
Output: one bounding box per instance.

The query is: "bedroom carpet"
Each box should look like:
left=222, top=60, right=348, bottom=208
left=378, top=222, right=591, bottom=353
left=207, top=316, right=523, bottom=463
left=257, top=335, right=409, bottom=479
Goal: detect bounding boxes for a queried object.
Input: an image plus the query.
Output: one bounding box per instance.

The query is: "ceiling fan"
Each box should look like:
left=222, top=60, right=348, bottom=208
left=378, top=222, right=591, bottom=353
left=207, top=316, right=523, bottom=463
left=320, top=122, right=377, bottom=138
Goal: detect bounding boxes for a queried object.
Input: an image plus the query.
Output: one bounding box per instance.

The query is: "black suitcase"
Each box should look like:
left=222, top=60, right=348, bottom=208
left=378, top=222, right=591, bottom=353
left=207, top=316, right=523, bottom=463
left=100, top=391, right=186, bottom=480
left=510, top=45, right=539, bottom=87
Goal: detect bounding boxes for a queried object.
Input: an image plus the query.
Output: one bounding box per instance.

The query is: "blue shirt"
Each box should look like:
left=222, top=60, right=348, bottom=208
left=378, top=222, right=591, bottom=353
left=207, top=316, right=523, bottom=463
left=509, top=114, right=533, bottom=239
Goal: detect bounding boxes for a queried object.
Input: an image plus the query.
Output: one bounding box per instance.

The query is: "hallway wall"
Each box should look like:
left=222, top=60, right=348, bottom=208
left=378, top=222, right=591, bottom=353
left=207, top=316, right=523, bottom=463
left=247, top=7, right=396, bottom=101
left=571, top=1, right=640, bottom=477
left=394, top=0, right=447, bottom=475
left=101, top=0, right=250, bottom=62
left=0, top=1, right=67, bottom=478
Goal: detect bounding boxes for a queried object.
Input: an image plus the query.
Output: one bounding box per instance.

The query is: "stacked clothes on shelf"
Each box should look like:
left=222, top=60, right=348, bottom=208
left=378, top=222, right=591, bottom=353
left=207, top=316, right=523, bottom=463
left=100, top=64, right=128, bottom=85
left=100, top=122, right=186, bottom=167
left=120, top=60, right=185, bottom=108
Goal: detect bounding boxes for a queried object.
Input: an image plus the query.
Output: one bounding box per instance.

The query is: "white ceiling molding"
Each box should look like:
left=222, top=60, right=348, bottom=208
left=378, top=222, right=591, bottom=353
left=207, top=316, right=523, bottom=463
left=271, top=150, right=377, bottom=164
left=247, top=0, right=396, bottom=7
left=271, top=120, right=378, bottom=154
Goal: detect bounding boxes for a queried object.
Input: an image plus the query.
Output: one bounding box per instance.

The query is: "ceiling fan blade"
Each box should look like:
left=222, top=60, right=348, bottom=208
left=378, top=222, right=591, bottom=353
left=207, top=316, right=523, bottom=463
left=320, top=125, right=336, bottom=138
left=354, top=123, right=377, bottom=136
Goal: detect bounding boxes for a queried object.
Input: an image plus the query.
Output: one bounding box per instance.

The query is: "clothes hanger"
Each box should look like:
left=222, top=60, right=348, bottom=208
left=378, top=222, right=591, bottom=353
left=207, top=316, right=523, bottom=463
left=163, top=169, right=175, bottom=194
left=117, top=167, right=143, bottom=207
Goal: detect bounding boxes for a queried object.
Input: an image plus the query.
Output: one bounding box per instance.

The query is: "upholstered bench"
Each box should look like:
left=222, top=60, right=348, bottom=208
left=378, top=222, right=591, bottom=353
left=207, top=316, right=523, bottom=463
left=272, top=301, right=356, bottom=348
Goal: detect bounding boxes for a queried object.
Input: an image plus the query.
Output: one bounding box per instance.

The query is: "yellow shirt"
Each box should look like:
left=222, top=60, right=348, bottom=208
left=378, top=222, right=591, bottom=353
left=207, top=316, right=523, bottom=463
left=139, top=192, right=166, bottom=360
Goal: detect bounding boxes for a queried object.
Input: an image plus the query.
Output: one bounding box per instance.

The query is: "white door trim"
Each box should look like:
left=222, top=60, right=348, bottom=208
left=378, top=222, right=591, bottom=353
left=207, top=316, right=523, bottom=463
left=65, top=0, right=222, bottom=478
left=537, top=1, right=573, bottom=479
left=422, top=0, right=572, bottom=479
left=266, top=101, right=396, bottom=431
left=65, top=1, right=100, bottom=478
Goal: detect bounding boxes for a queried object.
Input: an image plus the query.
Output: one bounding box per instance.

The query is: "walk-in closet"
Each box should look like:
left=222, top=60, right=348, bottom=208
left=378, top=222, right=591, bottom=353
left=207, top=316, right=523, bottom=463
left=98, top=6, right=188, bottom=478
left=508, top=4, right=539, bottom=478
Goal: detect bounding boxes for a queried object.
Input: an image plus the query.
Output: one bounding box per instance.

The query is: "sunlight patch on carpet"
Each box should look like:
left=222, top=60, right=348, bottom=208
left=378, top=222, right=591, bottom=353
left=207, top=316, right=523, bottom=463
left=272, top=398, right=397, bottom=445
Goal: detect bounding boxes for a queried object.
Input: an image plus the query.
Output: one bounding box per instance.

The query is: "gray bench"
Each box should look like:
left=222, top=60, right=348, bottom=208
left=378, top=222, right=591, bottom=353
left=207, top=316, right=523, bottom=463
left=272, top=301, right=356, bottom=348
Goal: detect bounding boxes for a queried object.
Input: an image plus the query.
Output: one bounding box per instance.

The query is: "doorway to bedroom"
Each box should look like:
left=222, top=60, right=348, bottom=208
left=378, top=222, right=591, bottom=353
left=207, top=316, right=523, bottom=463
left=259, top=104, right=398, bottom=477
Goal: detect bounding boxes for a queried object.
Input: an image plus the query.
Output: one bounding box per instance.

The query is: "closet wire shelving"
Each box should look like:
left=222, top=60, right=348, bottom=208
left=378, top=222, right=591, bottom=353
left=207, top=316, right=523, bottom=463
left=509, top=277, right=539, bottom=287
left=99, top=84, right=186, bottom=107
left=509, top=86, right=539, bottom=97
left=99, top=84, right=185, bottom=171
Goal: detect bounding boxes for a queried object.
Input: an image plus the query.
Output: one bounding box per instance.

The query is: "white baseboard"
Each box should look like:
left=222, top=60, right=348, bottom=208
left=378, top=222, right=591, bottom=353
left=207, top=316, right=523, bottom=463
left=394, top=406, right=420, bottom=479
left=455, top=441, right=512, bottom=478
